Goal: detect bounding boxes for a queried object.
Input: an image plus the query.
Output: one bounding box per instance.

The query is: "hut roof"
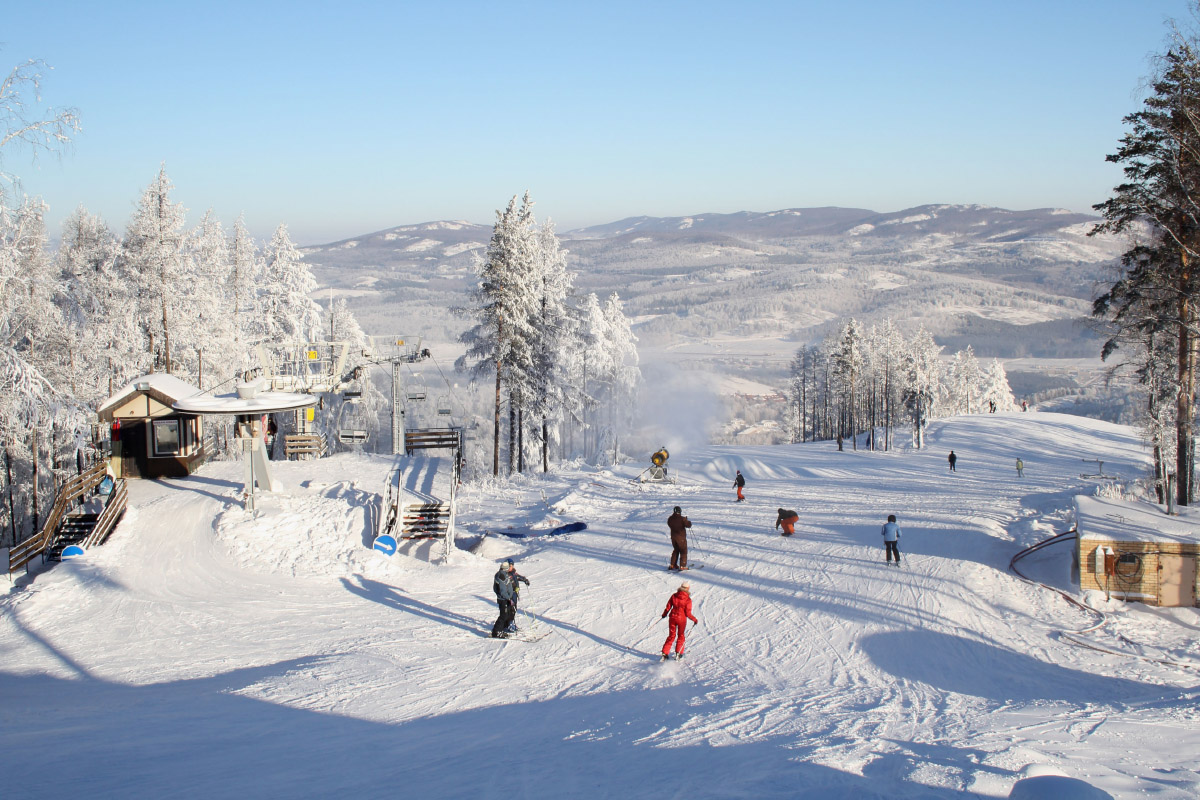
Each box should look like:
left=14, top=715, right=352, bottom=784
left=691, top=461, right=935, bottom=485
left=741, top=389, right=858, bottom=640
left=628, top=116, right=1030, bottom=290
left=1075, top=495, right=1200, bottom=545
left=97, top=374, right=207, bottom=422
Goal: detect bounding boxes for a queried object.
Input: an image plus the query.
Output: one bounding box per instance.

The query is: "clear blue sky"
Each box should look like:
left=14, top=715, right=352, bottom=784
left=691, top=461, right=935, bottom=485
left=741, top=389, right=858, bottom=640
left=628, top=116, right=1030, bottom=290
left=2, top=0, right=1194, bottom=245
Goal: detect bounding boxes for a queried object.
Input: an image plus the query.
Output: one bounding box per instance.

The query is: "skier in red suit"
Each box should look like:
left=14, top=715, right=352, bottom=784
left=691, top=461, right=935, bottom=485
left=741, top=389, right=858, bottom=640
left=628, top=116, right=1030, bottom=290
left=660, top=582, right=698, bottom=660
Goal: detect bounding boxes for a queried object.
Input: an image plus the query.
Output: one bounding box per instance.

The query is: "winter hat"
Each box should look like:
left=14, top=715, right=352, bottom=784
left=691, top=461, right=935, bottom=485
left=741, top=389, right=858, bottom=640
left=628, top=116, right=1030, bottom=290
left=673, top=506, right=682, bottom=514
left=679, top=582, right=690, bottom=591
left=503, top=559, right=515, bottom=569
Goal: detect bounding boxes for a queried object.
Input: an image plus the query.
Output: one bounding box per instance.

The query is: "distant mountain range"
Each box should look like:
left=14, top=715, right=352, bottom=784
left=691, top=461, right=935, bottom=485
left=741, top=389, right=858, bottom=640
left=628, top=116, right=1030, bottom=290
left=300, top=204, right=1128, bottom=411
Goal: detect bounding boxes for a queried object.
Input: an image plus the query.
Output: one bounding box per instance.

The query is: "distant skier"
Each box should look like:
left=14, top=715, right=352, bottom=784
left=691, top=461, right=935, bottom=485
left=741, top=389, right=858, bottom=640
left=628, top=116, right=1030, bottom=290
left=667, top=506, right=692, bottom=570
left=775, top=508, right=799, bottom=536
left=1021, top=399, right=1028, bottom=412
left=1016, top=458, right=1024, bottom=478
left=881, top=514, right=902, bottom=567
left=948, top=451, right=957, bottom=473
left=660, top=581, right=698, bottom=660
left=734, top=470, right=746, bottom=502
left=505, top=561, right=531, bottom=634
left=491, top=559, right=519, bottom=638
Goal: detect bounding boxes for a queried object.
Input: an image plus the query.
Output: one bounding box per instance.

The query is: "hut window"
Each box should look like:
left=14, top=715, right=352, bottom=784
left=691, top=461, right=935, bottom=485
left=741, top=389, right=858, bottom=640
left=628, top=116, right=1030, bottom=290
left=152, top=420, right=182, bottom=457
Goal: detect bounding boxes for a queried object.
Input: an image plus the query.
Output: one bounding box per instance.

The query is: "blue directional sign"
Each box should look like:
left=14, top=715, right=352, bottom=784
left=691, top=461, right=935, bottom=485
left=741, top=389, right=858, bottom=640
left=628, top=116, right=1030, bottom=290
left=373, top=534, right=398, bottom=556
left=60, top=545, right=86, bottom=560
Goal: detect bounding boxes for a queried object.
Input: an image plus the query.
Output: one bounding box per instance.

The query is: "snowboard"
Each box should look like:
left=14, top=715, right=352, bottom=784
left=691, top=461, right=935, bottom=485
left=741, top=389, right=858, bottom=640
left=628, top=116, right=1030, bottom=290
left=666, top=564, right=703, bottom=571
left=486, top=629, right=551, bottom=643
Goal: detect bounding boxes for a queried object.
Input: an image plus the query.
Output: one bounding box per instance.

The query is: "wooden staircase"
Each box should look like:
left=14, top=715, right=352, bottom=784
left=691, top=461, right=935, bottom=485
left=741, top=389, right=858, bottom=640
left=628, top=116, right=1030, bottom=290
left=8, top=463, right=128, bottom=574
left=400, top=502, right=452, bottom=540
left=47, top=513, right=99, bottom=560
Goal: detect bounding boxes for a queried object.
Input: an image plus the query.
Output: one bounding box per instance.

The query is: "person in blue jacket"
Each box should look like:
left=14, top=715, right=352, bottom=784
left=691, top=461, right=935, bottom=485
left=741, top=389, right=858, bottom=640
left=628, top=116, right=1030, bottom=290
left=881, top=514, right=902, bottom=567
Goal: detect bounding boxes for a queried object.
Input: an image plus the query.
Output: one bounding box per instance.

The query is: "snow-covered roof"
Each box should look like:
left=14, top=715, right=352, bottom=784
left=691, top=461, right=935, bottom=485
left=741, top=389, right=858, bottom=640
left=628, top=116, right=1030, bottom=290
left=1075, top=494, right=1200, bottom=544
left=97, top=373, right=207, bottom=419
left=173, top=390, right=316, bottom=415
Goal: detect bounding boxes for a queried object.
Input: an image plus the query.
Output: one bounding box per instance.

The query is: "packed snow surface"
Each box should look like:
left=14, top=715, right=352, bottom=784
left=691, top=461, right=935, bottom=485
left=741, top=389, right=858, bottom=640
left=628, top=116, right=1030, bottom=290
left=2, top=413, right=1198, bottom=798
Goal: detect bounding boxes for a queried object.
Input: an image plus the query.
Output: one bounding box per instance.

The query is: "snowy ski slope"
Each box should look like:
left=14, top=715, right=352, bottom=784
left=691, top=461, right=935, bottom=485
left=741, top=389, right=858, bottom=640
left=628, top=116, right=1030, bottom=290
left=1, top=413, right=1198, bottom=798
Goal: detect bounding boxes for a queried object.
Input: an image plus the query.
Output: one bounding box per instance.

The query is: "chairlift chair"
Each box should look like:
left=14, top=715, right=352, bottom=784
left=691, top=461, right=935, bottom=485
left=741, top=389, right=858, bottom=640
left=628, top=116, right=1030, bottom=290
left=406, top=383, right=428, bottom=401
left=337, top=393, right=371, bottom=444
left=436, top=394, right=452, bottom=417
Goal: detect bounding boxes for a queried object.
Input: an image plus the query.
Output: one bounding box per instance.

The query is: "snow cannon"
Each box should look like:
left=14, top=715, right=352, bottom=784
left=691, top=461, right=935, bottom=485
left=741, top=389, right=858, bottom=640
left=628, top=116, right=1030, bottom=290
left=638, top=447, right=674, bottom=484
left=651, top=447, right=669, bottom=468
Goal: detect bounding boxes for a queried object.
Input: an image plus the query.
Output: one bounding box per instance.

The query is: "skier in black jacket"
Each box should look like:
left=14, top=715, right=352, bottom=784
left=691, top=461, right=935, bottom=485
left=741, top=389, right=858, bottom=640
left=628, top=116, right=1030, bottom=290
left=505, top=563, right=531, bottom=634
left=491, top=560, right=519, bottom=638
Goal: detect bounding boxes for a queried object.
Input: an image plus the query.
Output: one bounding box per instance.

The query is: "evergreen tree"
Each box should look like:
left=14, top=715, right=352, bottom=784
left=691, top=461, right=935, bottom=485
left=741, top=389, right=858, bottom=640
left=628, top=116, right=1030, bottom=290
left=1093, top=34, right=1200, bottom=504
left=981, top=359, right=1016, bottom=412
left=456, top=194, right=539, bottom=475
left=230, top=213, right=261, bottom=349
left=121, top=165, right=187, bottom=372
left=529, top=219, right=575, bottom=472
left=903, top=326, right=942, bottom=448
left=259, top=223, right=321, bottom=346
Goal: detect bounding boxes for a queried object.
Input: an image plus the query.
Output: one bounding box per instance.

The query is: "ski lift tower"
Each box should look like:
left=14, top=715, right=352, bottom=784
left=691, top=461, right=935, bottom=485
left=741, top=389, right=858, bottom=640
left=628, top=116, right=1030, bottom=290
left=366, top=335, right=429, bottom=455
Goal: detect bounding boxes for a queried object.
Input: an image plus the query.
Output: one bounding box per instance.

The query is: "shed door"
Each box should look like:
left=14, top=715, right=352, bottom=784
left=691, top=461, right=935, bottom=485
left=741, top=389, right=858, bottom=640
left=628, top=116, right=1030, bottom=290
left=1159, top=556, right=1197, bottom=607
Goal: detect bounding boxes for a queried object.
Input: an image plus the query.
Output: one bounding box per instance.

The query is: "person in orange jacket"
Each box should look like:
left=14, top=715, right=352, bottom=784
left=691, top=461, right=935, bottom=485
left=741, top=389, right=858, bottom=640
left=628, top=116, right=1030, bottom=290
left=775, top=508, right=799, bottom=536
left=660, top=582, right=698, bottom=660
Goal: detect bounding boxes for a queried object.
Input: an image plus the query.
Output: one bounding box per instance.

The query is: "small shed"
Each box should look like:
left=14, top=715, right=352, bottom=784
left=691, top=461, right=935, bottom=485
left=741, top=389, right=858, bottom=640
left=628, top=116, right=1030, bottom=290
left=1076, top=495, right=1200, bottom=607
left=97, top=374, right=208, bottom=479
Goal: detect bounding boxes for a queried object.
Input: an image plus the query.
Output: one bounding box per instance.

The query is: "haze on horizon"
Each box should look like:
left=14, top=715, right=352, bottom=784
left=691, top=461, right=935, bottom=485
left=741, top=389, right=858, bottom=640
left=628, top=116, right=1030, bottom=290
left=2, top=0, right=1194, bottom=245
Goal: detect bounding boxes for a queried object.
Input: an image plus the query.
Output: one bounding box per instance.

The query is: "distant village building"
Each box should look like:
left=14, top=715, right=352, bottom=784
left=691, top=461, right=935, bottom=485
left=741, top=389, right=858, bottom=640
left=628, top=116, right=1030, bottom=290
left=1076, top=495, right=1199, bottom=607
left=97, top=374, right=209, bottom=479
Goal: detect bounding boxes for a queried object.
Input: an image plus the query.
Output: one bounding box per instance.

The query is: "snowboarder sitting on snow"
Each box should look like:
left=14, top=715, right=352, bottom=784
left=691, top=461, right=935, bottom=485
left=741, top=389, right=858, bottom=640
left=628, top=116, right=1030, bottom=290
left=734, top=470, right=746, bottom=502
left=505, top=562, right=531, bottom=634
left=661, top=581, right=698, bottom=660
left=775, top=508, right=799, bottom=536
left=881, top=514, right=902, bottom=567
left=667, top=506, right=692, bottom=571
left=491, top=560, right=520, bottom=638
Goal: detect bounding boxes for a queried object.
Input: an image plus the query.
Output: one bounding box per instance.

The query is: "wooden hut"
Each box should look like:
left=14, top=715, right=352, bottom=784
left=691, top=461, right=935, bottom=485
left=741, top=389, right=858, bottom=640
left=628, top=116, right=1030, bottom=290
left=1075, top=495, right=1199, bottom=607
left=97, top=374, right=208, bottom=479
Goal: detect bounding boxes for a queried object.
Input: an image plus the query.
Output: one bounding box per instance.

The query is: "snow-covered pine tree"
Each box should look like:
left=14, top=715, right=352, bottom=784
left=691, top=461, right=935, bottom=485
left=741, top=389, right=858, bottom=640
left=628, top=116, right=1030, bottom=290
left=573, top=292, right=611, bottom=462
left=980, top=358, right=1015, bottom=412
left=57, top=206, right=132, bottom=402
left=230, top=213, right=262, bottom=350
left=831, top=319, right=865, bottom=449
left=595, top=292, right=639, bottom=465
left=259, top=223, right=321, bottom=347
left=903, top=326, right=942, bottom=448
left=947, top=346, right=983, bottom=415
left=867, top=319, right=905, bottom=450
left=121, top=165, right=187, bottom=373
left=182, top=209, right=238, bottom=390
left=528, top=218, right=576, bottom=472
left=456, top=194, right=539, bottom=476
left=1092, top=34, right=1200, bottom=504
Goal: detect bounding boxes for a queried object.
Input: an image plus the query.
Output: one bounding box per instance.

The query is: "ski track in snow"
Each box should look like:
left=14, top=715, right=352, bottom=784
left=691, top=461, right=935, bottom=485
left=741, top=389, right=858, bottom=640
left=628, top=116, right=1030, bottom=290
left=1, top=413, right=1199, bottom=798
